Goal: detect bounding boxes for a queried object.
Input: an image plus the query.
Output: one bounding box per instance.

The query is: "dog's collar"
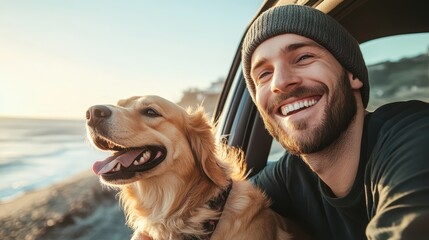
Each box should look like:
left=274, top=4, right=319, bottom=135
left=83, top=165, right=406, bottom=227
left=184, top=181, right=232, bottom=240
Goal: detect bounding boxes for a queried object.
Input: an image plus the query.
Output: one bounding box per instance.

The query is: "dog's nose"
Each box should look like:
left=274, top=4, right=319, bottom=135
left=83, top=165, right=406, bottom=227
left=86, top=105, right=112, bottom=127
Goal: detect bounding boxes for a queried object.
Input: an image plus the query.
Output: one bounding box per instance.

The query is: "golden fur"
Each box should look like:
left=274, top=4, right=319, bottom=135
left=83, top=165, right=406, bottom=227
left=86, top=95, right=292, bottom=240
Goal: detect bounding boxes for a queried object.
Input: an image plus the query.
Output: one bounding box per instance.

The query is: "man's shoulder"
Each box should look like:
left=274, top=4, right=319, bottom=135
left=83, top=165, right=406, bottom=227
left=366, top=100, right=429, bottom=178
left=372, top=100, right=429, bottom=117
left=370, top=100, right=429, bottom=132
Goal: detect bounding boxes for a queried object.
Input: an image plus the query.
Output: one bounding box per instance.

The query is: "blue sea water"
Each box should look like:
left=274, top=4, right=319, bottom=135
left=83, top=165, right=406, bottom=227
left=0, top=117, right=109, bottom=202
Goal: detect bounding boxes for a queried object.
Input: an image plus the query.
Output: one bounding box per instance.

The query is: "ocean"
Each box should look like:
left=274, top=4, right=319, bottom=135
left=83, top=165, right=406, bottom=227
left=0, top=117, right=109, bottom=202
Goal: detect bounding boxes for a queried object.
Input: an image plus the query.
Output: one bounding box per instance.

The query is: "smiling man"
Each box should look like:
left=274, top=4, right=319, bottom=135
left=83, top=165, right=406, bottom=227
left=242, top=5, right=429, bottom=239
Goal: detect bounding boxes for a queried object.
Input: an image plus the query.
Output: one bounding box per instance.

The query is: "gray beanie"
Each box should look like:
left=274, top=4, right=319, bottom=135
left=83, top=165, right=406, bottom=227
left=242, top=5, right=369, bottom=108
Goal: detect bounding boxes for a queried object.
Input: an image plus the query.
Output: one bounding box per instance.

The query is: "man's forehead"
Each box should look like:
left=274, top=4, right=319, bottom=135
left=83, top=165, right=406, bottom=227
left=254, top=34, right=324, bottom=54
left=251, top=34, right=326, bottom=65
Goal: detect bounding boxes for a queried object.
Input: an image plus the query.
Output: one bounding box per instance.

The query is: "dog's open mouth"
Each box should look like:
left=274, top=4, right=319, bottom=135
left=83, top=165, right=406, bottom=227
left=92, top=143, right=166, bottom=181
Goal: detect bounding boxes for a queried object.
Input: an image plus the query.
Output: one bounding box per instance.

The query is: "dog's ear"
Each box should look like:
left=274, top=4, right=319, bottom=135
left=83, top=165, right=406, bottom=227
left=184, top=107, right=229, bottom=187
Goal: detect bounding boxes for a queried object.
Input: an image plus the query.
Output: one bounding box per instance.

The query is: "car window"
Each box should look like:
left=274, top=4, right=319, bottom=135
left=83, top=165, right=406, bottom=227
left=268, top=32, right=429, bottom=162
left=362, top=33, right=429, bottom=110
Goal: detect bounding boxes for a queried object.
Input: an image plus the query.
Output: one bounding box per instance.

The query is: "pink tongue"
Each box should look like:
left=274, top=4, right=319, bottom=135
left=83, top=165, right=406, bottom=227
left=92, top=149, right=145, bottom=175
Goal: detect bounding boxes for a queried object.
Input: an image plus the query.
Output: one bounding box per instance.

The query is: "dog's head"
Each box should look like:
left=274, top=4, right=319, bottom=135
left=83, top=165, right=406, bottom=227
left=86, top=95, right=228, bottom=187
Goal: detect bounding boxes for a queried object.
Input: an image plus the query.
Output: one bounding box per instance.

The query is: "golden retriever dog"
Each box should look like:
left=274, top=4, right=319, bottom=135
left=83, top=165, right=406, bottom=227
left=86, top=95, right=292, bottom=240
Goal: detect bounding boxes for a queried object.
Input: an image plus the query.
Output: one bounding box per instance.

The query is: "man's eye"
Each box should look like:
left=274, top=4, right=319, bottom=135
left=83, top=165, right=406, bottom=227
left=296, top=54, right=313, bottom=63
left=141, top=108, right=160, bottom=117
left=257, top=71, right=272, bottom=83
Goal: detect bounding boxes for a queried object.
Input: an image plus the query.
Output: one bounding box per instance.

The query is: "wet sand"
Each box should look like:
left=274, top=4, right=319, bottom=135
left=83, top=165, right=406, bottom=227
left=0, top=170, right=133, bottom=240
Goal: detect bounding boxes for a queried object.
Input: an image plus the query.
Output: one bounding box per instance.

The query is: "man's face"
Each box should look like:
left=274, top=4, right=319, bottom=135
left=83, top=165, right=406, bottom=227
left=250, top=34, right=358, bottom=155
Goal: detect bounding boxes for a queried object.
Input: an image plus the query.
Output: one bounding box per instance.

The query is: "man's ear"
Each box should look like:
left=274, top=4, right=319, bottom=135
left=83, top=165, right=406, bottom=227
left=348, top=72, right=363, bottom=90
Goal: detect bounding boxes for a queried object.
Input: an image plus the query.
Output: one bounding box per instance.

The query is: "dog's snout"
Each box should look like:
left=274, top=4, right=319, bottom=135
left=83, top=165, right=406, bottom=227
left=86, top=105, right=112, bottom=126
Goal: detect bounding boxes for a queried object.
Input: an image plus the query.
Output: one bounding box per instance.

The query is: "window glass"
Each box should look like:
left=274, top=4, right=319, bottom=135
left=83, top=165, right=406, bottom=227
left=362, top=33, right=429, bottom=111
left=267, top=32, right=429, bottom=162
left=268, top=140, right=284, bottom=162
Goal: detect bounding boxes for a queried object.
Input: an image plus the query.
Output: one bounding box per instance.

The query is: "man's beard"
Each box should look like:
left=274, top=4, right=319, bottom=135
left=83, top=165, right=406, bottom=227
left=260, top=71, right=357, bottom=155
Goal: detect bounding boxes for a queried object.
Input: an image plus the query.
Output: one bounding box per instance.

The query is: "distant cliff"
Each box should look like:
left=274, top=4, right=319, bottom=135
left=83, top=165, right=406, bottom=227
left=367, top=53, right=429, bottom=110
left=176, top=78, right=224, bottom=115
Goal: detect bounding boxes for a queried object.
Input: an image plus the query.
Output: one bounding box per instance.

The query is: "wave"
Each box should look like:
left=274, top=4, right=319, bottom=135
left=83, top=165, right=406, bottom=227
left=0, top=118, right=109, bottom=202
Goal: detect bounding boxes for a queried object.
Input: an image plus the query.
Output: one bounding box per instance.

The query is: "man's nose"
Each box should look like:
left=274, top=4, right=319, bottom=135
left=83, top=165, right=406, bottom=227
left=270, top=68, right=301, bottom=93
left=86, top=105, right=112, bottom=127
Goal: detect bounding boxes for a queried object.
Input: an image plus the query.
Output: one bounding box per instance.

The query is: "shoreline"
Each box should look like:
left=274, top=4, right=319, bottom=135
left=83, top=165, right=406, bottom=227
left=0, top=170, right=132, bottom=240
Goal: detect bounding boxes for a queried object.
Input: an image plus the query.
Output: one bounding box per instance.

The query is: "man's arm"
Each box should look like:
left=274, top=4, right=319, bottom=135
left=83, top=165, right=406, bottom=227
left=365, top=101, right=429, bottom=239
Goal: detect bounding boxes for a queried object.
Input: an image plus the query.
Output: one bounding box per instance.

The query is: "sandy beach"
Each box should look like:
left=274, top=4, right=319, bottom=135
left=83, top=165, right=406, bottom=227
left=0, top=170, right=133, bottom=240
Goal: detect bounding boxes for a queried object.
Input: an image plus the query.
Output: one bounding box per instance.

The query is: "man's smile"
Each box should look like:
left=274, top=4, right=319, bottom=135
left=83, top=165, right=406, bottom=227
left=280, top=97, right=320, bottom=116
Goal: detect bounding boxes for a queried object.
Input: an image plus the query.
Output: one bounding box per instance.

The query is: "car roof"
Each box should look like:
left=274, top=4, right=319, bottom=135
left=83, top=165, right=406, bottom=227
left=250, top=0, right=429, bottom=44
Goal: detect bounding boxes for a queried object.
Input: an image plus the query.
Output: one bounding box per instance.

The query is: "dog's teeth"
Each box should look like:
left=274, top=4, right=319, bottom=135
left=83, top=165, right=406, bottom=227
left=131, top=151, right=151, bottom=166
left=143, top=151, right=151, bottom=161
left=114, top=163, right=121, bottom=172
left=138, top=157, right=146, bottom=164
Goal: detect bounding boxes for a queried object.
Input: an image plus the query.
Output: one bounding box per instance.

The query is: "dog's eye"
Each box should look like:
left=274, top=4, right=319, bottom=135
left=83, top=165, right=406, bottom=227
left=141, top=108, right=160, bottom=117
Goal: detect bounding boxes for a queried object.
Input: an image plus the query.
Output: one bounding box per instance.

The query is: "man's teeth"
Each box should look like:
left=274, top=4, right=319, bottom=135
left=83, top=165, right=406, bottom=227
left=281, top=99, right=318, bottom=115
left=133, top=150, right=151, bottom=165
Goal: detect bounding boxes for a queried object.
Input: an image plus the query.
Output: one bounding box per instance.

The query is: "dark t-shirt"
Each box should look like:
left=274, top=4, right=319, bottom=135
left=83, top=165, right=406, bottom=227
left=251, top=101, right=429, bottom=239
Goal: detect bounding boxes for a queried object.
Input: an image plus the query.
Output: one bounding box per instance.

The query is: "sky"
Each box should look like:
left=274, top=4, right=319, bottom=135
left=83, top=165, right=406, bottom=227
left=360, top=33, right=429, bottom=65
left=0, top=0, right=262, bottom=119
left=0, top=1, right=428, bottom=119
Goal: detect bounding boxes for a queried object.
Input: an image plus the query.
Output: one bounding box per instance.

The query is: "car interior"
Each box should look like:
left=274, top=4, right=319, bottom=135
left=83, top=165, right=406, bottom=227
left=213, top=0, right=429, bottom=177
